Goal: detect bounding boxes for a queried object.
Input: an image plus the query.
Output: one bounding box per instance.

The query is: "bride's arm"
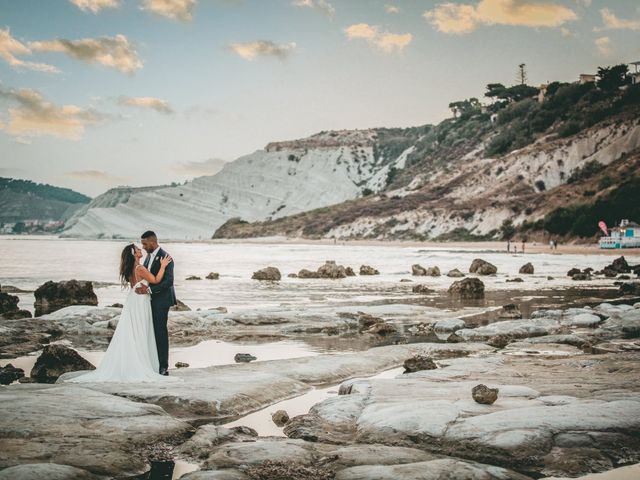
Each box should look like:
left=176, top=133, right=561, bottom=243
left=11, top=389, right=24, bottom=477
left=136, top=256, right=172, bottom=285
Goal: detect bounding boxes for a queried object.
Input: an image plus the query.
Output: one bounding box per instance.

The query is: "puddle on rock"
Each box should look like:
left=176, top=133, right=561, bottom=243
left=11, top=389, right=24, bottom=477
left=223, top=366, right=404, bottom=436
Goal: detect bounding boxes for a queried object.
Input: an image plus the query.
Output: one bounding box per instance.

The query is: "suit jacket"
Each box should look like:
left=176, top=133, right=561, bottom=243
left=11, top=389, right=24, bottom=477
left=144, top=247, right=177, bottom=309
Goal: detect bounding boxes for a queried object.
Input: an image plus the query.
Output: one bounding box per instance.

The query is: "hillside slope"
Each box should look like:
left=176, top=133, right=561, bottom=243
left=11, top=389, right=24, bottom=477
left=0, top=178, right=90, bottom=224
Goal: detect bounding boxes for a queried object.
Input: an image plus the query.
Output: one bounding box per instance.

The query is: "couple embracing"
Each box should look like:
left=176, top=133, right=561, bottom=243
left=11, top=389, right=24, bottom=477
left=71, top=231, right=178, bottom=383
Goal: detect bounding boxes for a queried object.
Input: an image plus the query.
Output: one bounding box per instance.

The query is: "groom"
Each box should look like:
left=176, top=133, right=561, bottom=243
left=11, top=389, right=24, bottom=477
left=136, top=230, right=176, bottom=375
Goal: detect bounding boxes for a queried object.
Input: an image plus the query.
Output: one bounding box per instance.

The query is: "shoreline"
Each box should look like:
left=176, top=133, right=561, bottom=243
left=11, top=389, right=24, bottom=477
left=4, top=234, right=639, bottom=256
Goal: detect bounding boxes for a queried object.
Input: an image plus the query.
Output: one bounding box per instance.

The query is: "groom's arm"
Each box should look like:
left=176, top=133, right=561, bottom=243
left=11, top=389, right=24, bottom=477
left=150, top=257, right=174, bottom=295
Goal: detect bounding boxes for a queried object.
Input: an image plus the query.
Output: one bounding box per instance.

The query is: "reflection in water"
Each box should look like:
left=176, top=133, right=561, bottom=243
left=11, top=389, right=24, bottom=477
left=143, top=460, right=199, bottom=480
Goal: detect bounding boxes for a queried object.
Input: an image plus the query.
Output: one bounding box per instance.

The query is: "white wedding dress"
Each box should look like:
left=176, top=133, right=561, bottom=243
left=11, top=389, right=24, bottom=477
left=70, top=278, right=177, bottom=383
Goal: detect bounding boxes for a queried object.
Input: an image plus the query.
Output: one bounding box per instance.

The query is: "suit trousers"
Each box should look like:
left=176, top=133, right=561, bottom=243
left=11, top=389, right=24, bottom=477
left=151, top=301, right=170, bottom=372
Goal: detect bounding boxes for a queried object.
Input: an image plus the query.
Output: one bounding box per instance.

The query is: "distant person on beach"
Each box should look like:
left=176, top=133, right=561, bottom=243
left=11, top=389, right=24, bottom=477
left=521, top=240, right=526, bottom=254
left=507, top=240, right=511, bottom=253
left=550, top=240, right=554, bottom=250
left=514, top=245, right=517, bottom=254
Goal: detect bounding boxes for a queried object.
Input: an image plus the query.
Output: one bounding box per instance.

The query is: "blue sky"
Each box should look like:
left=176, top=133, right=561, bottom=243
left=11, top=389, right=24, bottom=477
left=1, top=0, right=639, bottom=196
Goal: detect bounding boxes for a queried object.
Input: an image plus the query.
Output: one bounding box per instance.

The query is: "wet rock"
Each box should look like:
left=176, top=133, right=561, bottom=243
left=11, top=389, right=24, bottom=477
left=412, top=284, right=434, bottom=295
left=110, top=303, right=123, bottom=308
left=30, top=344, right=95, bottom=383
left=547, top=276, right=554, bottom=280
left=519, top=263, right=534, bottom=274
left=322, top=326, right=340, bottom=336
left=607, top=256, right=631, bottom=274
left=567, top=268, right=581, bottom=277
left=469, top=259, right=497, bottom=275
left=171, top=299, right=192, bottom=312
left=506, top=277, right=524, bottom=283
left=234, top=353, right=257, bottom=363
left=446, top=332, right=464, bottom=343
left=448, top=278, right=485, bottom=299
left=486, top=334, right=513, bottom=349
left=399, top=279, right=413, bottom=282
left=175, top=362, right=190, bottom=368
left=0, top=291, right=27, bottom=319
left=176, top=425, right=259, bottom=461
left=318, top=261, right=348, bottom=279
left=472, top=384, right=499, bottom=405
left=0, top=463, right=102, bottom=480
left=572, top=273, right=591, bottom=281
left=0, top=363, right=25, bottom=385
left=619, top=282, right=640, bottom=296
left=186, top=275, right=202, bottom=280
left=446, top=269, right=465, bottom=278
left=497, top=304, right=522, bottom=320
left=345, top=267, right=356, bottom=277
left=367, top=322, right=397, bottom=335
left=272, top=409, right=290, bottom=427
left=618, top=274, right=631, bottom=280
left=288, top=273, right=298, bottom=278
left=34, top=280, right=98, bottom=316
left=252, top=267, right=281, bottom=281
left=411, top=264, right=427, bottom=276
left=425, top=266, right=441, bottom=277
left=403, top=355, right=437, bottom=373
left=206, top=272, right=220, bottom=280
left=359, top=265, right=379, bottom=276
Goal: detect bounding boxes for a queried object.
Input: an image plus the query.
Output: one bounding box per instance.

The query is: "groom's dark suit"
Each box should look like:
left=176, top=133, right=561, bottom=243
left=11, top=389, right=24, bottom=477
left=144, top=247, right=176, bottom=373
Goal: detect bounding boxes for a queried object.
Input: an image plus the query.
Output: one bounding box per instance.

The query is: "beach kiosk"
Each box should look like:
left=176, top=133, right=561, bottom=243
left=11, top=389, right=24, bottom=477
left=599, top=219, right=640, bottom=249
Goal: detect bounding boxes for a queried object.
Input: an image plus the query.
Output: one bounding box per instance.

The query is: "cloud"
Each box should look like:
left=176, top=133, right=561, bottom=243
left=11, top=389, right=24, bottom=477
left=595, top=36, right=612, bottom=56
left=0, top=28, right=59, bottom=73
left=30, top=34, right=142, bottom=74
left=228, top=40, right=296, bottom=61
left=15, top=136, right=31, bottom=145
left=66, top=170, right=128, bottom=184
left=118, top=96, right=174, bottom=114
left=576, top=0, right=591, bottom=7
left=169, top=158, right=227, bottom=177
left=141, top=0, right=197, bottom=22
left=70, top=0, right=121, bottom=13
left=385, top=4, right=400, bottom=14
left=291, top=0, right=335, bottom=18
left=596, top=8, right=640, bottom=31
left=344, top=23, right=412, bottom=53
left=424, top=0, right=577, bottom=34
left=560, top=27, right=574, bottom=37
left=0, top=86, right=106, bottom=140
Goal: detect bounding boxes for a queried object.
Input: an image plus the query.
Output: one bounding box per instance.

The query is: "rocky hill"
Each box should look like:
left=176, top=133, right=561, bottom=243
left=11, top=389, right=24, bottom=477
left=0, top=178, right=90, bottom=226
left=214, top=78, right=640, bottom=242
left=62, top=130, right=407, bottom=239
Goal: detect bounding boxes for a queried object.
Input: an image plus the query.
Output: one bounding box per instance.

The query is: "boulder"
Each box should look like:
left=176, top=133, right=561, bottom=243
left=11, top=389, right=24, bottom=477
left=497, top=304, right=522, bottom=319
left=175, top=362, right=189, bottom=368
left=572, top=273, right=591, bottom=281
left=619, top=282, right=640, bottom=296
left=607, top=256, right=631, bottom=274
left=0, top=291, right=20, bottom=317
left=186, top=275, right=202, bottom=280
left=506, top=277, right=524, bottom=283
left=448, top=278, right=485, bottom=299
left=519, top=262, right=534, bottom=274
left=472, top=384, right=499, bottom=405
left=0, top=363, right=25, bottom=385
left=272, top=409, right=290, bottom=427
left=298, top=269, right=321, bottom=279
left=317, top=261, right=348, bottom=279
left=34, top=280, right=98, bottom=316
left=567, top=268, right=581, bottom=277
left=345, top=267, right=356, bottom=277
left=234, top=353, right=257, bottom=363
left=486, top=334, right=512, bottom=349
left=359, top=265, right=379, bottom=276
left=412, top=284, right=434, bottom=295
left=446, top=332, right=464, bottom=343
left=403, top=355, right=437, bottom=373
left=411, top=264, right=427, bottom=276
left=0, top=463, right=102, bottom=480
left=433, top=318, right=465, bottom=332
left=425, top=266, right=441, bottom=277
left=288, top=273, right=298, bottom=278
left=469, top=259, right=497, bottom=275
left=367, top=322, right=397, bottom=335
left=30, top=344, right=95, bottom=383
left=206, top=272, right=220, bottom=280
left=446, top=269, right=465, bottom=278
left=171, top=299, right=191, bottom=312
left=252, top=267, right=281, bottom=281
left=110, top=303, right=123, bottom=308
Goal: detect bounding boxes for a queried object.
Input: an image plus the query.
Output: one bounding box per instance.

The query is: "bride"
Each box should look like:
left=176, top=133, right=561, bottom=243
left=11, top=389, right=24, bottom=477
left=70, top=244, right=178, bottom=383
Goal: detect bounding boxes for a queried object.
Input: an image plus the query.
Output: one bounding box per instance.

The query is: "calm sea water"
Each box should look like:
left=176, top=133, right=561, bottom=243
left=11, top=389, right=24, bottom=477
left=1, top=235, right=637, bottom=313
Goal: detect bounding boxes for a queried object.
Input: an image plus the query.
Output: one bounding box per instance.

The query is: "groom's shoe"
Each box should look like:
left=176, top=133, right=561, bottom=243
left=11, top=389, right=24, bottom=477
left=160, top=368, right=169, bottom=376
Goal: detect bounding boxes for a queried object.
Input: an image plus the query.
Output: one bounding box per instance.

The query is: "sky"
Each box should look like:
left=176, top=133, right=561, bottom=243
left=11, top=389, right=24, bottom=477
left=0, top=0, right=639, bottom=197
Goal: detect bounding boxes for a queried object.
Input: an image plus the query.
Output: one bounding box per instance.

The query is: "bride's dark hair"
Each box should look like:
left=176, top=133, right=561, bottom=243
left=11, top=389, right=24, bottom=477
left=119, top=243, right=137, bottom=287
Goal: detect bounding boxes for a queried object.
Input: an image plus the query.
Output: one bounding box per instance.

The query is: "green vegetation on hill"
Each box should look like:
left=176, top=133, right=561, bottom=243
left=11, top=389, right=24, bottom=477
left=0, top=178, right=90, bottom=204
